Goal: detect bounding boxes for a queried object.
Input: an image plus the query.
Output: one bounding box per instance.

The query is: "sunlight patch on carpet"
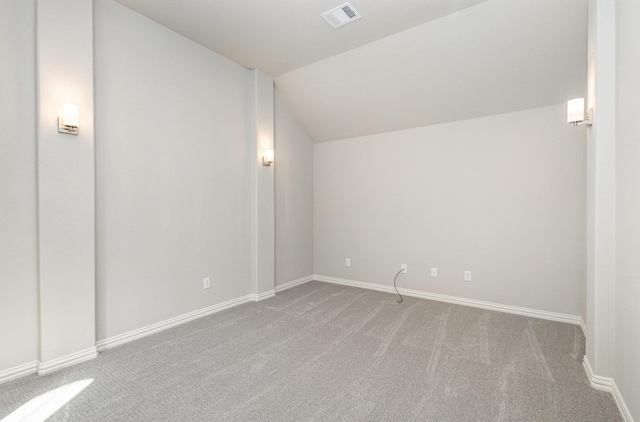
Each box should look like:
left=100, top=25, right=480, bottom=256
left=1, top=378, right=93, bottom=422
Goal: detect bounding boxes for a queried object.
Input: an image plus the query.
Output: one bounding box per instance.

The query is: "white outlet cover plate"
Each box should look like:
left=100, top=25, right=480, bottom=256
left=431, top=267, right=438, bottom=277
left=464, top=271, right=471, bottom=281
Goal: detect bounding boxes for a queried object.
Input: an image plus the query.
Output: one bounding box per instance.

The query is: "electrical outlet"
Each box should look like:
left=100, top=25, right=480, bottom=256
left=346, top=258, right=351, bottom=267
left=431, top=267, right=438, bottom=277
left=464, top=271, right=471, bottom=281
left=401, top=264, right=407, bottom=274
left=203, top=277, right=211, bottom=289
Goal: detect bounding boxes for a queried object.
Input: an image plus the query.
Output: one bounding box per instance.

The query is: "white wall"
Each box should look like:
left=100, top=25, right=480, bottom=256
left=314, top=104, right=586, bottom=316
left=94, top=0, right=254, bottom=340
left=274, top=91, right=314, bottom=286
left=0, top=0, right=39, bottom=371
left=615, top=0, right=640, bottom=418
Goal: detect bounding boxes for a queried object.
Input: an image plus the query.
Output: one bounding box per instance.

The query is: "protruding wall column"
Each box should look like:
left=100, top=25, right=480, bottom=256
left=249, top=69, right=275, bottom=299
left=585, top=0, right=616, bottom=378
left=36, top=0, right=97, bottom=371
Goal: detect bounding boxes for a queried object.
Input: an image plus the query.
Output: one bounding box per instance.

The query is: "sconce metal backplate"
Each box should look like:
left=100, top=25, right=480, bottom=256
left=58, top=118, right=78, bottom=135
left=572, top=108, right=593, bottom=127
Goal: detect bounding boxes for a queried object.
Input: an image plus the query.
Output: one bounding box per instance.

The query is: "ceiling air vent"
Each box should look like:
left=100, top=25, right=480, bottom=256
left=321, top=2, right=361, bottom=29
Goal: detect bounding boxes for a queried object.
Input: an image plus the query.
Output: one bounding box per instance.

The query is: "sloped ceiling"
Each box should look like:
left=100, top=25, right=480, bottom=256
left=114, top=0, right=587, bottom=143
left=275, top=0, right=588, bottom=142
left=113, top=0, right=490, bottom=77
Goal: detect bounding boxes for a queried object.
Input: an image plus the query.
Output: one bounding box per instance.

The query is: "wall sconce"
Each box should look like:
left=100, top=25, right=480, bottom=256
left=262, top=149, right=274, bottom=166
left=567, top=98, right=592, bottom=127
left=58, top=103, right=79, bottom=135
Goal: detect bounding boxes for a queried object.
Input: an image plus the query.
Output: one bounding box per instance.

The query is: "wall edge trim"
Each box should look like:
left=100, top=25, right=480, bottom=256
left=313, top=274, right=582, bottom=325
left=0, top=361, right=39, bottom=385
left=583, top=356, right=634, bottom=422
left=253, top=290, right=276, bottom=302
left=96, top=294, right=255, bottom=352
left=6, top=290, right=278, bottom=383
left=38, top=347, right=97, bottom=376
left=275, top=275, right=314, bottom=293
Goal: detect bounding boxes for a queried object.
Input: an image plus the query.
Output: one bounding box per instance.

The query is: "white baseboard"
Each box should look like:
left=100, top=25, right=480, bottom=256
left=253, top=289, right=276, bottom=301
left=38, top=347, right=97, bottom=376
left=580, top=318, right=587, bottom=337
left=583, top=355, right=616, bottom=392
left=313, top=274, right=582, bottom=327
left=1, top=350, right=97, bottom=384
left=275, top=275, right=314, bottom=293
left=0, top=361, right=38, bottom=385
left=583, top=356, right=634, bottom=422
left=6, top=290, right=280, bottom=383
left=97, top=294, right=256, bottom=352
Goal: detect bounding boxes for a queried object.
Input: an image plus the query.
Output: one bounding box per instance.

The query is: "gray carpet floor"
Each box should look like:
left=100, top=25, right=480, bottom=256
left=0, top=281, right=622, bottom=421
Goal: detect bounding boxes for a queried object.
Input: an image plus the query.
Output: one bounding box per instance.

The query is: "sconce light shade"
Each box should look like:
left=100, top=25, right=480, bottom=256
left=63, top=103, right=79, bottom=127
left=567, top=98, right=585, bottom=124
left=58, top=103, right=79, bottom=135
left=263, top=149, right=274, bottom=166
left=567, top=98, right=592, bottom=126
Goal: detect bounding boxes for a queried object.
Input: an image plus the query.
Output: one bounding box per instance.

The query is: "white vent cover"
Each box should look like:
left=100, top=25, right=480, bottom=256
left=321, top=2, right=361, bottom=28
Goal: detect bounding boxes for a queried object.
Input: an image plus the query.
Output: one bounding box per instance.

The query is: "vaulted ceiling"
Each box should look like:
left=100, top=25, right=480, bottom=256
left=114, top=0, right=588, bottom=142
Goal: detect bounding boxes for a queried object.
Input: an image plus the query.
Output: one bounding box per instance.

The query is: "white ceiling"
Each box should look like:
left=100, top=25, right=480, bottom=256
left=114, top=0, right=588, bottom=143
left=113, top=0, right=490, bottom=77
left=275, top=0, right=588, bottom=142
